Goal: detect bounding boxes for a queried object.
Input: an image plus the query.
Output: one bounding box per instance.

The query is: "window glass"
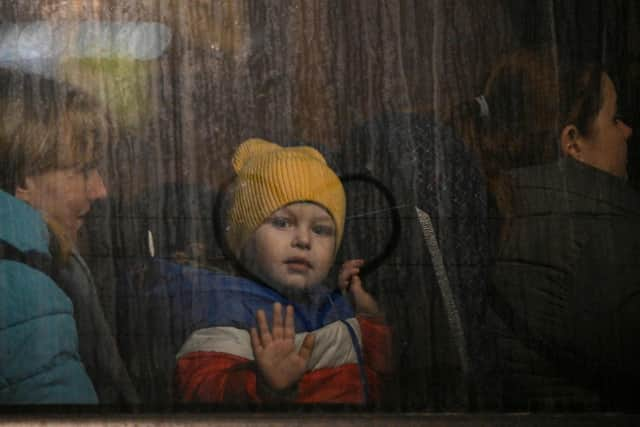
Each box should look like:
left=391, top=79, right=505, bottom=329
left=0, top=0, right=639, bottom=417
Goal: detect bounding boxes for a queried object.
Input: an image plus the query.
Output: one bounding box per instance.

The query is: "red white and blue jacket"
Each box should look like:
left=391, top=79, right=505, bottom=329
left=174, top=272, right=392, bottom=404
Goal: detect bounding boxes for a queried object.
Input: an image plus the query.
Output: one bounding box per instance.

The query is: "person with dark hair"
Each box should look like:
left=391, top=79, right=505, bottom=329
left=466, top=49, right=638, bottom=409
left=0, top=72, right=137, bottom=404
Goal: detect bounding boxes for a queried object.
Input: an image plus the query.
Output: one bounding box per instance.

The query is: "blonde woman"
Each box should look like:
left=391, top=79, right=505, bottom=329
left=0, top=72, right=137, bottom=404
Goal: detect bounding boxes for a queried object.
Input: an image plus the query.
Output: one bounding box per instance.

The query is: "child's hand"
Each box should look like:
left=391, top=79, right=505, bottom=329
left=250, top=302, right=315, bottom=393
left=338, top=259, right=382, bottom=318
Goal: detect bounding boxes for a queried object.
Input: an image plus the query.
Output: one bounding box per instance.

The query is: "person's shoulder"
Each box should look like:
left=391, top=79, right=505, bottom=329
left=508, top=161, right=562, bottom=186
left=0, top=260, right=73, bottom=330
left=0, top=257, right=94, bottom=404
left=508, top=159, right=640, bottom=215
left=0, top=190, right=50, bottom=254
left=0, top=190, right=70, bottom=329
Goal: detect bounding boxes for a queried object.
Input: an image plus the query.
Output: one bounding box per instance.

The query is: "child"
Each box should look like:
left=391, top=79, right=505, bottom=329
left=175, top=138, right=392, bottom=404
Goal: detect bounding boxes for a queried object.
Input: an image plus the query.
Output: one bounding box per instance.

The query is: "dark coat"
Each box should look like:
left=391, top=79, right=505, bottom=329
left=491, top=157, right=640, bottom=410
left=57, top=251, right=140, bottom=405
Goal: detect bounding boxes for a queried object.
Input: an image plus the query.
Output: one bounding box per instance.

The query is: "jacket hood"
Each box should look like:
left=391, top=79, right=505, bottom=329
left=0, top=190, right=50, bottom=254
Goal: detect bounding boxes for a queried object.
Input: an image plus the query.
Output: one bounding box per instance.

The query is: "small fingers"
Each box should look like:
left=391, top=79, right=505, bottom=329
left=272, top=302, right=283, bottom=340
left=284, top=305, right=295, bottom=340
left=343, top=259, right=365, bottom=270
left=348, top=275, right=382, bottom=316
left=342, top=271, right=359, bottom=290
left=339, top=260, right=364, bottom=290
left=250, top=327, right=263, bottom=354
left=349, top=274, right=363, bottom=294
left=298, top=333, right=316, bottom=362
left=256, top=309, right=272, bottom=346
left=338, top=271, right=350, bottom=290
left=340, top=259, right=364, bottom=274
left=350, top=275, right=372, bottom=303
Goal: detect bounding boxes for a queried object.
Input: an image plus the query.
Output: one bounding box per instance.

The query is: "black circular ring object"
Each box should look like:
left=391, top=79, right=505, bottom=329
left=339, top=173, right=401, bottom=278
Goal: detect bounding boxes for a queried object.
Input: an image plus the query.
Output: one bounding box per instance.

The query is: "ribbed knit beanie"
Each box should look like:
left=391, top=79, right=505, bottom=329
left=226, top=138, right=345, bottom=256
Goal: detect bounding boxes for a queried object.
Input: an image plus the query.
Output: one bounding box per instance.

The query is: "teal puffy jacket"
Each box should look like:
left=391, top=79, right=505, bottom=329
left=0, top=190, right=97, bottom=404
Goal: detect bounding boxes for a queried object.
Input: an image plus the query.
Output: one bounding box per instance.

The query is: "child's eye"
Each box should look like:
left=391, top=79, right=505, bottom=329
left=312, top=224, right=335, bottom=236
left=269, top=217, right=291, bottom=229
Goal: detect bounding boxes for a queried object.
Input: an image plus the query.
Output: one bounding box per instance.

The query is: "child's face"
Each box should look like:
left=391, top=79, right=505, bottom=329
left=240, top=202, right=337, bottom=294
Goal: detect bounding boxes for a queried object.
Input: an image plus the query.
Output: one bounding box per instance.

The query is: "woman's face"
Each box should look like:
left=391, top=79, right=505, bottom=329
left=18, top=165, right=107, bottom=245
left=578, top=73, right=633, bottom=178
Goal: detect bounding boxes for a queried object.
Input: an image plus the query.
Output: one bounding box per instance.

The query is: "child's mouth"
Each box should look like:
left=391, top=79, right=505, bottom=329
left=284, top=257, right=312, bottom=271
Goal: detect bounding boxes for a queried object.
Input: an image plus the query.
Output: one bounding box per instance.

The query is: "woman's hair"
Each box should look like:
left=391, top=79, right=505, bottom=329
left=0, top=71, right=111, bottom=260
left=0, top=73, right=109, bottom=194
left=457, top=48, right=605, bottom=219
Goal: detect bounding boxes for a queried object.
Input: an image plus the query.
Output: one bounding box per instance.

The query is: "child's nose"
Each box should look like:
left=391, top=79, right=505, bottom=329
left=292, top=227, right=311, bottom=249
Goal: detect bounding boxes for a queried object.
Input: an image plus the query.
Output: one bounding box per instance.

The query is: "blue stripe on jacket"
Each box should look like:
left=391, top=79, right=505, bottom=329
left=147, top=259, right=355, bottom=333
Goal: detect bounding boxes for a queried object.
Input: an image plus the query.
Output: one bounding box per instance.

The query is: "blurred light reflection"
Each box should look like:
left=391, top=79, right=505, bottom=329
left=0, top=21, right=171, bottom=65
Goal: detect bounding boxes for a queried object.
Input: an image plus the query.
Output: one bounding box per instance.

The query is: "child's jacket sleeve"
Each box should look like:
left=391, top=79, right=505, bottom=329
left=175, top=318, right=393, bottom=404
left=176, top=350, right=259, bottom=402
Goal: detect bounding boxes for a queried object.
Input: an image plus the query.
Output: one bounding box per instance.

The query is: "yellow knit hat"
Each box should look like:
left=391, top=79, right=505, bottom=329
left=226, top=138, right=345, bottom=256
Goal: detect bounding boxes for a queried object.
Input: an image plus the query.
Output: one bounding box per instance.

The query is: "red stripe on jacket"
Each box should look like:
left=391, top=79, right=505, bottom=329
left=176, top=316, right=392, bottom=403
